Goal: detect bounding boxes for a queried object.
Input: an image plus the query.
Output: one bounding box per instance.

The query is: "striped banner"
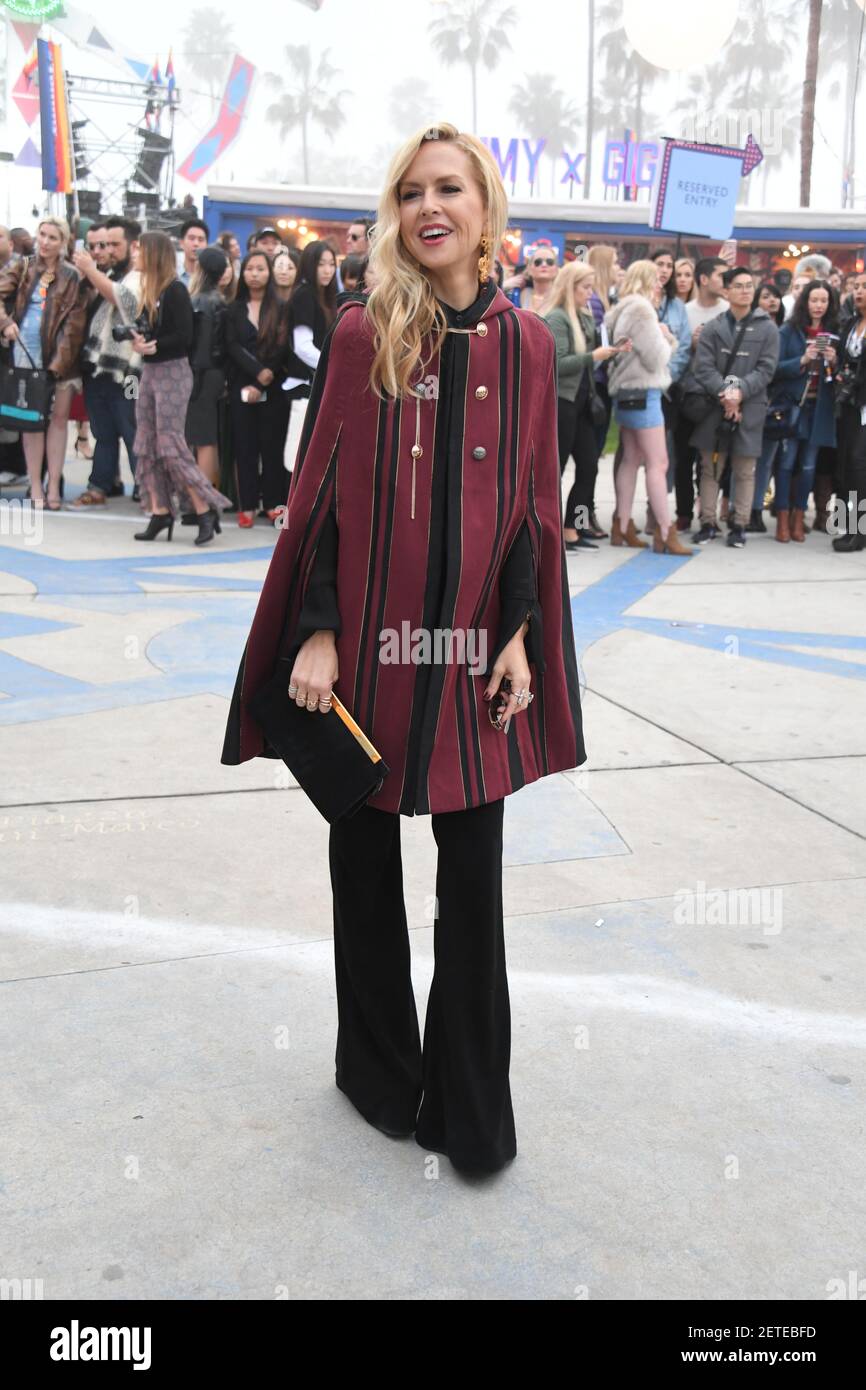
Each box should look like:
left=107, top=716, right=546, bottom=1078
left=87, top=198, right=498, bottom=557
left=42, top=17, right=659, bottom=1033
left=37, top=37, right=73, bottom=193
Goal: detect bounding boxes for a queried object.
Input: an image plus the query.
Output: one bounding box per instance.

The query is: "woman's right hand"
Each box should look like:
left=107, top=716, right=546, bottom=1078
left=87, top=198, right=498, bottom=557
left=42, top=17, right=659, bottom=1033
left=244, top=385, right=263, bottom=404
left=1, top=322, right=19, bottom=343
left=258, top=368, right=274, bottom=386
left=289, top=630, right=339, bottom=713
left=592, top=345, right=619, bottom=362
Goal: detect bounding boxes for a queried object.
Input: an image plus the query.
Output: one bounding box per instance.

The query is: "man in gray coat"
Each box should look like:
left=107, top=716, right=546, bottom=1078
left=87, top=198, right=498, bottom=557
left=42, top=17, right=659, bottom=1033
left=687, top=268, right=780, bottom=547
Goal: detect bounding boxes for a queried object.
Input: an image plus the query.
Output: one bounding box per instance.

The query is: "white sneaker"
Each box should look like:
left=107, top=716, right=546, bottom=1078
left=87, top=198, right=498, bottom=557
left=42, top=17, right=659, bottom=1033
left=0, top=471, right=23, bottom=484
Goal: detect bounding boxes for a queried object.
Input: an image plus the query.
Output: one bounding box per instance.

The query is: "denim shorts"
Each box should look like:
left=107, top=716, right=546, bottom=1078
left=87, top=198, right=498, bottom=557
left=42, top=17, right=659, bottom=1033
left=613, top=386, right=663, bottom=430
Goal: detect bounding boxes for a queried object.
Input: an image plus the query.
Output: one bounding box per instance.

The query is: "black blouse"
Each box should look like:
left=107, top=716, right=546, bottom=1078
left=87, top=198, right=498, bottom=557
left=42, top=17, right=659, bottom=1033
left=287, top=280, right=544, bottom=677
left=149, top=279, right=194, bottom=362
left=224, top=299, right=289, bottom=386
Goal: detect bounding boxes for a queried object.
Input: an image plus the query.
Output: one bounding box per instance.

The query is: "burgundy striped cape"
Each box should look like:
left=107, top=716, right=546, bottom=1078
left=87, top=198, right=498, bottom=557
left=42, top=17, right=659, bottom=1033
left=221, top=285, right=586, bottom=815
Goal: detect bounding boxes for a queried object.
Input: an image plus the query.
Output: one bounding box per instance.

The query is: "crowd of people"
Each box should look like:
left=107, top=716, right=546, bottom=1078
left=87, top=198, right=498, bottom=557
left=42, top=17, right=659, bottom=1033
left=0, top=214, right=374, bottom=544
left=506, top=240, right=866, bottom=554
left=1, top=216, right=864, bottom=554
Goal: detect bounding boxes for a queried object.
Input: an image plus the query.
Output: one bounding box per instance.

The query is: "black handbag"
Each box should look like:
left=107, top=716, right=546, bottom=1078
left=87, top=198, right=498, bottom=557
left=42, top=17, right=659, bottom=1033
left=248, top=667, right=390, bottom=823
left=764, top=377, right=811, bottom=441
left=616, top=391, right=648, bottom=411
left=680, top=312, right=754, bottom=424
left=0, top=336, right=55, bottom=432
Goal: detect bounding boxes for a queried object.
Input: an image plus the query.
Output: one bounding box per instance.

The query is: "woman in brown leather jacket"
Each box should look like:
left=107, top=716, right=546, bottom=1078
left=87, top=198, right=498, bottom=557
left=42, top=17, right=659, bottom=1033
left=0, top=217, right=88, bottom=508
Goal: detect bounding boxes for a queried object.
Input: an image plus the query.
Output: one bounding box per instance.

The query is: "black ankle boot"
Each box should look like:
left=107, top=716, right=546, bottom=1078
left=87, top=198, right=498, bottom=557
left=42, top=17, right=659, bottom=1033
left=744, top=508, right=767, bottom=533
left=183, top=508, right=221, bottom=531
left=134, top=513, right=174, bottom=541
left=194, top=508, right=219, bottom=545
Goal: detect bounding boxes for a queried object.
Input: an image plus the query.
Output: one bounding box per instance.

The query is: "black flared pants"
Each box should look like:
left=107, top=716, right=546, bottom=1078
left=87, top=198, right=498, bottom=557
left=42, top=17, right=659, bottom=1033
left=328, top=795, right=516, bottom=1171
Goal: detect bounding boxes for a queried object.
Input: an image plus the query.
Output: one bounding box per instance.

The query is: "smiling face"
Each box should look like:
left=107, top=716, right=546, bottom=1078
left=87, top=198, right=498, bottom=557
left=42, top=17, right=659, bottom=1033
left=398, top=141, right=486, bottom=284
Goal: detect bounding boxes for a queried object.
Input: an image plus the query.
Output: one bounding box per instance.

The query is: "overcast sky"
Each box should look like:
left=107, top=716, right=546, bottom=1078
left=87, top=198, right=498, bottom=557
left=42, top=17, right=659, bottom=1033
left=2, top=0, right=855, bottom=212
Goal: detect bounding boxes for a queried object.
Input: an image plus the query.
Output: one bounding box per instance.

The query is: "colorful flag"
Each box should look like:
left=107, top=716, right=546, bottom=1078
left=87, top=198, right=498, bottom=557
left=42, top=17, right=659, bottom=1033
left=178, top=55, right=255, bottom=184
left=37, top=38, right=74, bottom=194
left=166, top=49, right=176, bottom=97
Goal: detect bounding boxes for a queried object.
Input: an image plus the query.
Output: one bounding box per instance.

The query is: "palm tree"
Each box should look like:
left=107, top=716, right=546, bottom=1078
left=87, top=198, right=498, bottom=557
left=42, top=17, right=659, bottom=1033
left=264, top=45, right=348, bottom=185
left=508, top=74, right=582, bottom=198
left=595, top=0, right=661, bottom=185
left=713, top=0, right=794, bottom=206
left=181, top=7, right=235, bottom=104
left=821, top=0, right=866, bottom=206
left=756, top=73, right=800, bottom=205
left=427, top=0, right=518, bottom=134
left=387, top=79, right=438, bottom=139
left=800, top=0, right=824, bottom=206
left=585, top=0, right=596, bottom=199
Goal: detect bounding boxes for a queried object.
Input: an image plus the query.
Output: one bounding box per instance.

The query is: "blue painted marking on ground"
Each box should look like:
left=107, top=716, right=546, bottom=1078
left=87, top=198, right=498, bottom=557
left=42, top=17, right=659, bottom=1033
left=0, top=544, right=864, bottom=731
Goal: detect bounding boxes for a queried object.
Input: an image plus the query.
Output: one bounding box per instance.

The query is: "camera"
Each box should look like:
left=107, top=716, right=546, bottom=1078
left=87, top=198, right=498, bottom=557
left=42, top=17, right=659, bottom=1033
left=112, top=312, right=152, bottom=344
left=835, top=363, right=859, bottom=411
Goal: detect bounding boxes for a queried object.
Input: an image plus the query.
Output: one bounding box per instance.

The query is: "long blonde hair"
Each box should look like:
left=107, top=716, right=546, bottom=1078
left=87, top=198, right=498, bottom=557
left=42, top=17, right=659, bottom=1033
left=137, top=231, right=179, bottom=325
left=587, top=244, right=617, bottom=310
left=364, top=122, right=508, bottom=399
left=620, top=259, right=659, bottom=301
left=544, top=261, right=594, bottom=354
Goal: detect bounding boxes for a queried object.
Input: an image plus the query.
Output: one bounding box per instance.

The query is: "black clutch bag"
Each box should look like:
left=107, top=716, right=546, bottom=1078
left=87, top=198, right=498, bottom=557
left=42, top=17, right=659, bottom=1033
left=247, top=666, right=390, bottom=823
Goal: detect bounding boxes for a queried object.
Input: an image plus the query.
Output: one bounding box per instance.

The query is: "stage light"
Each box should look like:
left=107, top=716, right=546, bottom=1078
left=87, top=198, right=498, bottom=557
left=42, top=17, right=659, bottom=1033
left=623, top=0, right=738, bottom=71
left=288, top=219, right=298, bottom=229
left=298, top=224, right=308, bottom=235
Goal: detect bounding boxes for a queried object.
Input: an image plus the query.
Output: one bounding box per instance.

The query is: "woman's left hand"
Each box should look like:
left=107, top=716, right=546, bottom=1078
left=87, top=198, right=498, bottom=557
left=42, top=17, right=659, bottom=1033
left=483, top=623, right=532, bottom=733
left=132, top=333, right=157, bottom=355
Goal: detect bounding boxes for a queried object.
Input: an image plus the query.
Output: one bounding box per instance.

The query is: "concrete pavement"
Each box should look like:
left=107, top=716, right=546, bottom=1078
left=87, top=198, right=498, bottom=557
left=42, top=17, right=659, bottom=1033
left=1, top=451, right=864, bottom=1300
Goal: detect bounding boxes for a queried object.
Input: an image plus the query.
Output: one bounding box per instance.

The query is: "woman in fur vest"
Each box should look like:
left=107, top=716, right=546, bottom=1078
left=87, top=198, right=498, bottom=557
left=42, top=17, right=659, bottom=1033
left=604, top=261, right=692, bottom=555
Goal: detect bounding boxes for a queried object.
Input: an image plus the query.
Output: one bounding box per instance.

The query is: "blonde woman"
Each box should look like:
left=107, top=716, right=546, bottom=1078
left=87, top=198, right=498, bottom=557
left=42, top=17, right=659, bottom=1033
left=131, top=231, right=231, bottom=545
left=544, top=262, right=623, bottom=549
left=587, top=243, right=620, bottom=313
left=604, top=260, right=692, bottom=555
left=503, top=241, right=560, bottom=314
left=0, top=216, right=87, bottom=508
left=222, top=121, right=586, bottom=1176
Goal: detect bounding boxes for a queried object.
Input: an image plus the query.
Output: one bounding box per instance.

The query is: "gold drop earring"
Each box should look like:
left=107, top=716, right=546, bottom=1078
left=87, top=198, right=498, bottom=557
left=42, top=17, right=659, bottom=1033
left=478, top=229, right=492, bottom=285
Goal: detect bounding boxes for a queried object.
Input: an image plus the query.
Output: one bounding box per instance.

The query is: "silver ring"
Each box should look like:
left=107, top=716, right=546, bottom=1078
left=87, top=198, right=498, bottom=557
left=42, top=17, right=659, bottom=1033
left=288, top=684, right=298, bottom=697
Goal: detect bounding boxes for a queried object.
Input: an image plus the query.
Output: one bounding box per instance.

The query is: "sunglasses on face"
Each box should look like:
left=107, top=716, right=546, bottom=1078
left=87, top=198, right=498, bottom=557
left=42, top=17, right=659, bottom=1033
left=533, top=257, right=556, bottom=267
